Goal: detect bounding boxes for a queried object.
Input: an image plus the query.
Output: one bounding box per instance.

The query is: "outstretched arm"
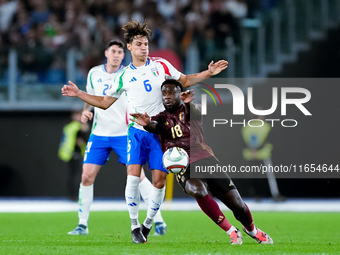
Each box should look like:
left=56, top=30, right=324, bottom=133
left=130, top=112, right=159, bottom=133
left=178, top=60, right=228, bottom=88
left=61, top=80, right=117, bottom=109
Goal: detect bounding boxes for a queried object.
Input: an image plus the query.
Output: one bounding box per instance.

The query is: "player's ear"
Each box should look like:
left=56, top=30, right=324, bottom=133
left=127, top=43, right=132, bottom=51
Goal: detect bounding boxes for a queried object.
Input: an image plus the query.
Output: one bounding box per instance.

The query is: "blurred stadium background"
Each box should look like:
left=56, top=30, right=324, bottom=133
left=1, top=0, right=340, bottom=202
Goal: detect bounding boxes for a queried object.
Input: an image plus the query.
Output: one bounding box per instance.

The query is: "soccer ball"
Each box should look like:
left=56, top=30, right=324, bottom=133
left=162, top=147, right=189, bottom=174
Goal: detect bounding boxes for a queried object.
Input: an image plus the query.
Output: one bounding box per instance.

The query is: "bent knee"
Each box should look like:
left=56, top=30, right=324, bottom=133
left=187, top=189, right=206, bottom=200
left=231, top=201, right=247, bottom=213
left=152, top=170, right=167, bottom=189
left=153, top=180, right=166, bottom=189
left=185, top=179, right=208, bottom=199
left=185, top=185, right=208, bottom=200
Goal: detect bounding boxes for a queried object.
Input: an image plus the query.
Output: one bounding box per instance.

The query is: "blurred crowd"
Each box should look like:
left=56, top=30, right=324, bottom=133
left=0, top=0, right=278, bottom=83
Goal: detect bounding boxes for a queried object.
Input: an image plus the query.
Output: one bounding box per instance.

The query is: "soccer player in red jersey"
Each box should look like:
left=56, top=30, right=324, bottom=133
left=131, top=79, right=274, bottom=245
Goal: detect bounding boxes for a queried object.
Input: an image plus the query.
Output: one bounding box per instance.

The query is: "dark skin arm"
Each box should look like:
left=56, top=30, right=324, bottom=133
left=130, top=90, right=198, bottom=131
left=129, top=112, right=158, bottom=133
left=181, top=89, right=201, bottom=117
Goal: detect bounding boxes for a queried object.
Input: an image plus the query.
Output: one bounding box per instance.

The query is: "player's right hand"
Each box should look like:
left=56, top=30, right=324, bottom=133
left=61, top=80, right=79, bottom=97
left=130, top=112, right=150, bottom=126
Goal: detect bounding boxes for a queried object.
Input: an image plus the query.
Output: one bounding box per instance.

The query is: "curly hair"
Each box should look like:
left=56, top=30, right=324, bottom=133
left=122, top=20, right=153, bottom=44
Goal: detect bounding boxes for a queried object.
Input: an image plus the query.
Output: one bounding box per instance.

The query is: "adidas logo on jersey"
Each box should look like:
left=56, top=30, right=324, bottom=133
left=97, top=78, right=102, bottom=82
left=129, top=77, right=137, bottom=83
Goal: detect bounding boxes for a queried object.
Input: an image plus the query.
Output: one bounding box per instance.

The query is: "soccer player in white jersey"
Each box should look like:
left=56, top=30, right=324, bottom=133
left=67, top=39, right=167, bottom=236
left=62, top=19, right=228, bottom=244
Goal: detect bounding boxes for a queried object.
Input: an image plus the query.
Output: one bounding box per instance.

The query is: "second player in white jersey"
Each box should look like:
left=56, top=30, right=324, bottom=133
left=87, top=64, right=127, bottom=137
left=67, top=39, right=167, bottom=237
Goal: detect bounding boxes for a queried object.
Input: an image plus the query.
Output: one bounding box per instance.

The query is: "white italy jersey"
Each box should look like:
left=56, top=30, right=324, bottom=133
left=86, top=64, right=128, bottom=137
left=106, top=57, right=182, bottom=131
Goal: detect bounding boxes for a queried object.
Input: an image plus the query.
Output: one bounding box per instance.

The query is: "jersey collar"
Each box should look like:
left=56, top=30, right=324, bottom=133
left=129, top=58, right=150, bottom=70
left=103, top=64, right=124, bottom=73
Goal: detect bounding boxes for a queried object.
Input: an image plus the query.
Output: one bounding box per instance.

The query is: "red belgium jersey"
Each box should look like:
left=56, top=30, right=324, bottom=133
left=151, top=103, right=215, bottom=163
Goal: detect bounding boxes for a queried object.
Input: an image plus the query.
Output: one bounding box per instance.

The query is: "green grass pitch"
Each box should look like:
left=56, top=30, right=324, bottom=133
left=0, top=211, right=339, bottom=255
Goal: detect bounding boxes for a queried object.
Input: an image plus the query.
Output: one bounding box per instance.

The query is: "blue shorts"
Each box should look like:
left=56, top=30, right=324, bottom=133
left=83, top=134, right=127, bottom=165
left=127, top=127, right=168, bottom=173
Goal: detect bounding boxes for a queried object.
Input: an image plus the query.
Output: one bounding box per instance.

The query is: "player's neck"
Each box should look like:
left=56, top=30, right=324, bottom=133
left=132, top=57, right=147, bottom=67
left=166, top=107, right=179, bottom=114
left=105, top=64, right=120, bottom=74
left=167, top=103, right=184, bottom=114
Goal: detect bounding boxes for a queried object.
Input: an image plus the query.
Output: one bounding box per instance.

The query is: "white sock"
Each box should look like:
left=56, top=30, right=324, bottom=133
left=125, top=175, right=141, bottom=230
left=143, top=186, right=165, bottom=229
left=139, top=177, right=165, bottom=223
left=78, top=184, right=93, bottom=226
left=226, top=225, right=237, bottom=235
left=247, top=227, right=258, bottom=236
left=139, top=177, right=151, bottom=205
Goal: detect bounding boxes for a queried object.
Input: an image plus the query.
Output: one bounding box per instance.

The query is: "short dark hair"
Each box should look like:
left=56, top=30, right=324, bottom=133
left=122, top=19, right=152, bottom=44
left=105, top=39, right=125, bottom=50
left=161, top=79, right=184, bottom=92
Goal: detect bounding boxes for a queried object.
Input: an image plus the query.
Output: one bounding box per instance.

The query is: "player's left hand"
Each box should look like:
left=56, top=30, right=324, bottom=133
left=81, top=110, right=93, bottom=123
left=180, top=89, right=195, bottom=103
left=208, top=60, right=228, bottom=76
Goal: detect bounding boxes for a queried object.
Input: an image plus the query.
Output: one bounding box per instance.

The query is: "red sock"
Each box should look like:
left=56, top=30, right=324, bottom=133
left=197, top=194, right=232, bottom=231
left=243, top=203, right=255, bottom=232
